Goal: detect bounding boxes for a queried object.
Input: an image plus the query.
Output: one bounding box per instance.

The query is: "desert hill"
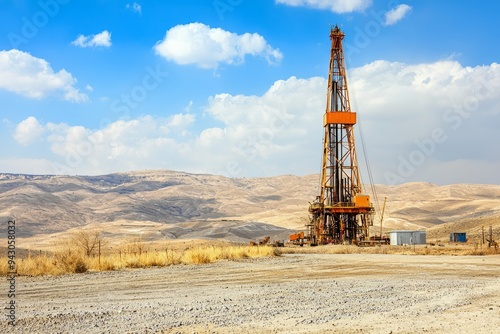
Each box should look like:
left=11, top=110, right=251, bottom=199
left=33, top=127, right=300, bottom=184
left=374, top=183, right=500, bottom=232
left=0, top=170, right=499, bottom=248
left=0, top=170, right=315, bottom=248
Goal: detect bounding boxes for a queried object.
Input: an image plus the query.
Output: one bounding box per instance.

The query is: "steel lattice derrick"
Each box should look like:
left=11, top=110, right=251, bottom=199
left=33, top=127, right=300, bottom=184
left=308, top=25, right=374, bottom=245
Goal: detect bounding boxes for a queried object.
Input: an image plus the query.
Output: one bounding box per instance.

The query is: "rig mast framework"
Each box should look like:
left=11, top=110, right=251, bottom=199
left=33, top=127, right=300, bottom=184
left=308, top=26, right=374, bottom=245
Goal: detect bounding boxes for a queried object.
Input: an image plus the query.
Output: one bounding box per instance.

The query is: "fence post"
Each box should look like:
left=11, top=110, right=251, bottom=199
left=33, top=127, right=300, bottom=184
left=98, top=240, right=101, bottom=268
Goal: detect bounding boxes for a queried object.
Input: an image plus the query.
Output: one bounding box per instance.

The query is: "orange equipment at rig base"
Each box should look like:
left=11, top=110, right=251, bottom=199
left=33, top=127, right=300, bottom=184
left=307, top=26, right=374, bottom=245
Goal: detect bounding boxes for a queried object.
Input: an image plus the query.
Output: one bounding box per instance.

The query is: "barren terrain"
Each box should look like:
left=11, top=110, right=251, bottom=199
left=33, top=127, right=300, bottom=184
left=1, top=170, right=500, bottom=249
left=3, top=253, right=500, bottom=334
left=2, top=171, right=500, bottom=333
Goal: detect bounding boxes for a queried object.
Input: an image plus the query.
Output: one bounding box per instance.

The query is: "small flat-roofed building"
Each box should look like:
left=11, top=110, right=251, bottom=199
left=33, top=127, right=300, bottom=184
left=390, top=230, right=426, bottom=245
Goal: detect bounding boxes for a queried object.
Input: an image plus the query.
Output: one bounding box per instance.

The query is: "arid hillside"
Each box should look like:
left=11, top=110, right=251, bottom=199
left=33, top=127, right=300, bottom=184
left=0, top=170, right=499, bottom=247
left=0, top=170, right=314, bottom=247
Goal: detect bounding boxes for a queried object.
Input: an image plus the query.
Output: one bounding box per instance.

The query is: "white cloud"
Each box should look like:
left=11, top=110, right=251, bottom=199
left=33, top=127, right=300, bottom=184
left=384, top=4, right=411, bottom=26
left=14, top=116, right=46, bottom=145
left=9, top=60, right=500, bottom=185
left=0, top=50, right=88, bottom=102
left=184, top=100, right=193, bottom=113
left=167, top=113, right=195, bottom=128
left=349, top=60, right=500, bottom=184
left=126, top=2, right=142, bottom=14
left=85, top=84, right=93, bottom=92
left=10, top=77, right=323, bottom=176
left=275, top=0, right=372, bottom=13
left=72, top=30, right=112, bottom=48
left=154, top=23, right=283, bottom=69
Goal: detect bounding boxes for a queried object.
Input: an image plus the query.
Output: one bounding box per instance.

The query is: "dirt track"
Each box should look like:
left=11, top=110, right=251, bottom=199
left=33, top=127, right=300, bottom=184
left=3, top=253, right=500, bottom=333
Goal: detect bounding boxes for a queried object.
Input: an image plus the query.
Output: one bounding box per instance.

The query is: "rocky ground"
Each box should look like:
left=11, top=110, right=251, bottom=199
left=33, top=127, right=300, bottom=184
left=2, top=253, right=500, bottom=333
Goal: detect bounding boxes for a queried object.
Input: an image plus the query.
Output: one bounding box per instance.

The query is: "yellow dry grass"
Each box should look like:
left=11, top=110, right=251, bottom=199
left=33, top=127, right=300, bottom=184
left=3, top=240, right=497, bottom=277
left=280, top=243, right=500, bottom=256
left=182, top=244, right=277, bottom=264
left=0, top=244, right=278, bottom=277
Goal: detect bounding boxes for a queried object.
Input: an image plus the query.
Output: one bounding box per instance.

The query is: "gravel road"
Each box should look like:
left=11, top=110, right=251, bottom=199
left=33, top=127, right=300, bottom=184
left=2, top=253, right=500, bottom=333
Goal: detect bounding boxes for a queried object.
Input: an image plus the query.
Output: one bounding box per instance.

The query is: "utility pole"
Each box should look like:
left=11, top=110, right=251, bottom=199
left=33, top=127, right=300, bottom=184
left=379, top=197, right=387, bottom=239
left=98, top=239, right=101, bottom=268
left=482, top=225, right=485, bottom=248
left=489, top=225, right=493, bottom=248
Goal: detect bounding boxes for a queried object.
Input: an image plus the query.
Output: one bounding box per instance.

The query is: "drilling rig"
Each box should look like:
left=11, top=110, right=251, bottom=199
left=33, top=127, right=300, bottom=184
left=308, top=26, right=374, bottom=245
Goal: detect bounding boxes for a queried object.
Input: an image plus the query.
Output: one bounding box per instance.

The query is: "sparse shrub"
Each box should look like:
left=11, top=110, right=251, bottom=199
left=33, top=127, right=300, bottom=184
left=73, top=258, right=88, bottom=273
left=55, top=252, right=88, bottom=273
left=421, top=246, right=432, bottom=255
left=272, top=247, right=283, bottom=256
left=95, top=258, right=116, bottom=271
left=72, top=229, right=105, bottom=257
left=182, top=247, right=214, bottom=264
left=124, top=255, right=141, bottom=268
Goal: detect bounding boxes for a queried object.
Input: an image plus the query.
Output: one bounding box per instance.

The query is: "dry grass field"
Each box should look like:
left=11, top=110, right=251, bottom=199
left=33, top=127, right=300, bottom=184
left=281, top=243, right=500, bottom=256
left=0, top=243, right=277, bottom=276
left=1, top=239, right=497, bottom=278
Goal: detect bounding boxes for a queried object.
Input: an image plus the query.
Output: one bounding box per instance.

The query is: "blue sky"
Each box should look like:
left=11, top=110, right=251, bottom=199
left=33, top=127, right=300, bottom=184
left=1, top=0, right=499, bottom=185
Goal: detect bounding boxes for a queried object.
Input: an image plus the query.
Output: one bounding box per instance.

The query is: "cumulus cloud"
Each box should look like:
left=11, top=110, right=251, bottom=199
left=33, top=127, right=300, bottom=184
left=11, top=77, right=322, bottom=175
left=154, top=23, right=283, bottom=69
left=275, top=0, right=372, bottom=13
left=349, top=60, right=499, bottom=184
left=12, top=114, right=198, bottom=174
left=384, top=4, right=411, bottom=26
left=14, top=116, right=46, bottom=145
left=200, top=76, right=325, bottom=175
left=72, top=30, right=112, bottom=48
left=0, top=50, right=88, bottom=102
left=9, top=60, right=500, bottom=184
left=126, top=2, right=142, bottom=14
left=167, top=112, right=195, bottom=128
